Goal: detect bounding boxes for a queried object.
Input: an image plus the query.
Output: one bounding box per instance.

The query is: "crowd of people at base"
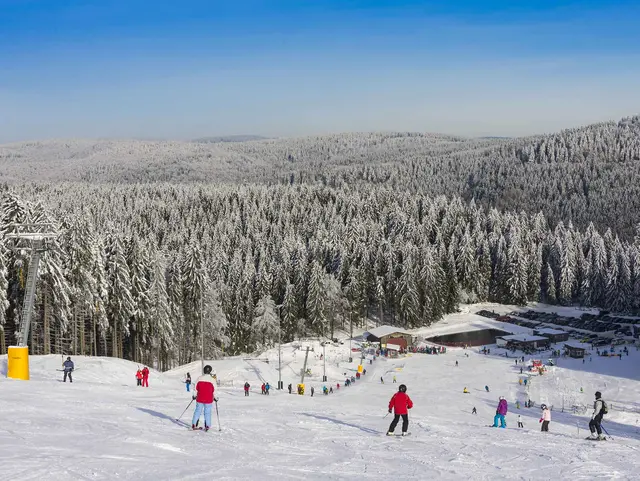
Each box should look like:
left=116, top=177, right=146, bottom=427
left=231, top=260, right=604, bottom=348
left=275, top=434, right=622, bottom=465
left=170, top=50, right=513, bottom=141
left=135, top=366, right=150, bottom=387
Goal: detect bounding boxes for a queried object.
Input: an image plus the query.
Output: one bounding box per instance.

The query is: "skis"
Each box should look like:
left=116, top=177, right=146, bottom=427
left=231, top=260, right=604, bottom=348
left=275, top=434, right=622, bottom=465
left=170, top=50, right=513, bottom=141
left=585, top=436, right=607, bottom=441
left=386, top=432, right=411, bottom=437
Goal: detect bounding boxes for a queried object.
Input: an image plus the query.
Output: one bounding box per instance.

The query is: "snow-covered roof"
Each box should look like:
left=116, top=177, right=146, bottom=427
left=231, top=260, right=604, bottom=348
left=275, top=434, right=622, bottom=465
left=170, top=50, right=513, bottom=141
left=534, top=328, right=567, bottom=335
left=563, top=342, right=587, bottom=350
left=498, top=334, right=549, bottom=343
left=365, top=325, right=412, bottom=339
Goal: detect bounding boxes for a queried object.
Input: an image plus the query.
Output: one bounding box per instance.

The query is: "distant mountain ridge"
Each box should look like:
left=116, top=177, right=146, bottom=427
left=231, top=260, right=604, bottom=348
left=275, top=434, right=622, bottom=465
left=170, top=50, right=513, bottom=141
left=1, top=115, right=639, bottom=236
left=192, top=135, right=270, bottom=143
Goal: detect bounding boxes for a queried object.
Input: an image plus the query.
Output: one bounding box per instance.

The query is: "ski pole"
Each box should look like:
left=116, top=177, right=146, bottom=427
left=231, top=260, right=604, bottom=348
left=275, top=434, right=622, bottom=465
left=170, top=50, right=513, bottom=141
left=601, top=423, right=612, bottom=439
left=215, top=400, right=221, bottom=431
left=383, top=411, right=390, bottom=418
left=176, top=399, right=194, bottom=421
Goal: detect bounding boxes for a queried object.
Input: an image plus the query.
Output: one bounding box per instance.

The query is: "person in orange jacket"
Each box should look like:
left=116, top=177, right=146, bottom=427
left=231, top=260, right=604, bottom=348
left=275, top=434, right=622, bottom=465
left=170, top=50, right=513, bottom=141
left=136, top=369, right=143, bottom=386
left=387, top=384, right=413, bottom=436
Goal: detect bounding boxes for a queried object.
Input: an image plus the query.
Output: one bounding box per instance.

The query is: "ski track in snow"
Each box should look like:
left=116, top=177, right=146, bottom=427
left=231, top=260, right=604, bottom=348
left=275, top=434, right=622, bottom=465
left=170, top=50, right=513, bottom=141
left=1, top=329, right=639, bottom=480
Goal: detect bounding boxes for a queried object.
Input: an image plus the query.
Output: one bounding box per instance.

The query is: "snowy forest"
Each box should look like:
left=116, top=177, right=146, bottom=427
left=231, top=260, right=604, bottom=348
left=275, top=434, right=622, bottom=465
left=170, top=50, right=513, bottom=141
left=1, top=115, right=639, bottom=369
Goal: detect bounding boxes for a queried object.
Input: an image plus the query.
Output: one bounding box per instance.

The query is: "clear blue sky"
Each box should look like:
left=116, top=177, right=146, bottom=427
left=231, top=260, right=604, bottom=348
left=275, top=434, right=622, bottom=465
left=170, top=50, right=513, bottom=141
left=1, top=0, right=639, bottom=142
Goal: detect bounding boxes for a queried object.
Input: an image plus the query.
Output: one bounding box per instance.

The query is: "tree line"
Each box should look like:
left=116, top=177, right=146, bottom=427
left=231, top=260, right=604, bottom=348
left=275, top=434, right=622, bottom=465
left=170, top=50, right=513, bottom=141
left=2, top=183, right=639, bottom=369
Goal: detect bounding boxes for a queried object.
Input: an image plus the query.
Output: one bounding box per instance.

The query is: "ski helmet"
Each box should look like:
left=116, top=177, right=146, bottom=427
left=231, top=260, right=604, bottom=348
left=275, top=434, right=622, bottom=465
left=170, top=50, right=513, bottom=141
left=67, top=356, right=71, bottom=361
left=399, top=384, right=407, bottom=393
left=540, top=404, right=547, bottom=410
left=499, top=396, right=504, bottom=400
left=595, top=391, right=602, bottom=399
left=203, top=364, right=213, bottom=375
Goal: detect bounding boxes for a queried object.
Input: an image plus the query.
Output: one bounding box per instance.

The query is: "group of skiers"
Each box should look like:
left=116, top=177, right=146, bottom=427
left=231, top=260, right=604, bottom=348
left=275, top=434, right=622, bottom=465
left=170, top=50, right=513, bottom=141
left=135, top=366, right=150, bottom=387
left=484, top=391, right=607, bottom=438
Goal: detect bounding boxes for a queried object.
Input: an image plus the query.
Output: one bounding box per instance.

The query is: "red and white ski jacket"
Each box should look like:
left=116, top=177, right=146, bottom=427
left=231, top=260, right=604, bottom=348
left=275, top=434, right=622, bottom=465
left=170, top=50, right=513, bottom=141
left=194, top=374, right=216, bottom=404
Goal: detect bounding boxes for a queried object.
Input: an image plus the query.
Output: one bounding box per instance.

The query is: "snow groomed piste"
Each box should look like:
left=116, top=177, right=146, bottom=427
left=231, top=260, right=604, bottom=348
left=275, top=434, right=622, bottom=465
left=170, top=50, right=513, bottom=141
left=1, top=303, right=639, bottom=480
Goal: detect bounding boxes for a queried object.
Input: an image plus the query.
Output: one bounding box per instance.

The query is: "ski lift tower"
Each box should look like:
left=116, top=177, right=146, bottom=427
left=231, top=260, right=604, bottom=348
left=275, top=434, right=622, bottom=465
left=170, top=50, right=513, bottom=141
left=5, top=223, right=58, bottom=380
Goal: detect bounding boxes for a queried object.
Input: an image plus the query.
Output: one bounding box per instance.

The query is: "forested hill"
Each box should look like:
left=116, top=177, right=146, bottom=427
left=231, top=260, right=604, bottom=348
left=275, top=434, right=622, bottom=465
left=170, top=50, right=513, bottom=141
left=1, top=116, right=639, bottom=237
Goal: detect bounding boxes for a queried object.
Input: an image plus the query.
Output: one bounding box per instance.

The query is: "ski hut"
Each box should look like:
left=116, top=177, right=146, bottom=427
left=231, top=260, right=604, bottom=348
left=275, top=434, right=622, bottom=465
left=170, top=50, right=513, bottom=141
left=534, top=328, right=569, bottom=343
left=364, top=326, right=413, bottom=353
left=496, top=334, right=550, bottom=350
left=563, top=343, right=587, bottom=359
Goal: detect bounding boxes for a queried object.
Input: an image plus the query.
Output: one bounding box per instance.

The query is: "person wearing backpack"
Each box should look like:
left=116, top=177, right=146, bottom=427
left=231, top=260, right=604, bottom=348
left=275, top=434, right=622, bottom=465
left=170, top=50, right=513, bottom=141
left=588, top=391, right=607, bottom=440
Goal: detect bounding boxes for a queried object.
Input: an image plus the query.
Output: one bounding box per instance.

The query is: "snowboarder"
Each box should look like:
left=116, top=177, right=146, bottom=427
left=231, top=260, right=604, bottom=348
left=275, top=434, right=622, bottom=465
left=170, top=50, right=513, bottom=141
left=517, top=414, right=523, bottom=428
left=244, top=381, right=250, bottom=396
left=191, top=365, right=217, bottom=431
left=265, top=382, right=270, bottom=395
left=141, top=366, right=149, bottom=388
left=185, top=373, right=192, bottom=392
left=485, top=385, right=490, bottom=392
left=62, top=357, right=74, bottom=383
left=492, top=396, right=508, bottom=428
left=540, top=404, right=551, bottom=432
left=472, top=407, right=477, bottom=415
left=288, top=383, right=292, bottom=394
left=387, top=384, right=413, bottom=436
left=393, top=375, right=397, bottom=383
left=310, top=386, right=315, bottom=397
left=588, top=391, right=607, bottom=440
left=136, top=369, right=143, bottom=386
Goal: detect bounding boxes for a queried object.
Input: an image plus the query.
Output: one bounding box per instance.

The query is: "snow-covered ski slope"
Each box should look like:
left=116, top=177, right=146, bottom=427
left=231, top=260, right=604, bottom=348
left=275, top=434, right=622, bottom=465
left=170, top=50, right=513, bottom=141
left=1, top=319, right=640, bottom=480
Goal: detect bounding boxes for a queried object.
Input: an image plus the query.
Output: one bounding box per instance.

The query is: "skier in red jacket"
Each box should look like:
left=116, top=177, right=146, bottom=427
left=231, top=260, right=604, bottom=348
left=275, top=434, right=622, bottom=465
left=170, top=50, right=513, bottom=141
left=192, top=365, right=217, bottom=431
left=387, top=384, right=413, bottom=436
left=141, top=367, right=149, bottom=387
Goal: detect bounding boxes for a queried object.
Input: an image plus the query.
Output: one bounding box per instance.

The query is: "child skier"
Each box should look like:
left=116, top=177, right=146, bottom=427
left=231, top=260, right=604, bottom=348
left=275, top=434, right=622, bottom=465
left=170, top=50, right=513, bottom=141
left=136, top=369, right=143, bottom=386
left=492, top=396, right=508, bottom=428
left=185, top=372, right=192, bottom=392
left=540, top=404, right=550, bottom=432
left=191, top=365, right=217, bottom=431
left=62, top=357, right=74, bottom=383
left=517, top=414, right=523, bottom=428
left=387, top=384, right=413, bottom=436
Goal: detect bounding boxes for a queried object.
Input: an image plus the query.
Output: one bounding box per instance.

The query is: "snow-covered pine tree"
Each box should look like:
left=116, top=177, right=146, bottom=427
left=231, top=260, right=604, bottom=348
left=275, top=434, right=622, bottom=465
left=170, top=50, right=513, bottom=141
left=105, top=235, right=134, bottom=358
left=306, top=260, right=327, bottom=336
left=147, top=251, right=174, bottom=370
left=251, top=294, right=279, bottom=348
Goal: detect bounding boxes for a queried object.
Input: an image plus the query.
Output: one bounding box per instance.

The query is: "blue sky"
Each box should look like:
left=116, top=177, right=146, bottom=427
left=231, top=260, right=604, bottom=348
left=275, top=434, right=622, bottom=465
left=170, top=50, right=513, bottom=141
left=1, top=0, right=639, bottom=142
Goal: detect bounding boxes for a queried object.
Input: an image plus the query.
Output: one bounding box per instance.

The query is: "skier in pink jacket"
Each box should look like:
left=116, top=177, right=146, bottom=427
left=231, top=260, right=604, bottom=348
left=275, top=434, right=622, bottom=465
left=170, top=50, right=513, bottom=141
left=540, top=404, right=551, bottom=432
left=492, top=396, right=508, bottom=428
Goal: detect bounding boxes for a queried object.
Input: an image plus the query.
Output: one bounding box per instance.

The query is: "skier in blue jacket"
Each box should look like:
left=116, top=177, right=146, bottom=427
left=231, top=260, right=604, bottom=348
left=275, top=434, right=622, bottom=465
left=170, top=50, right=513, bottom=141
left=63, top=357, right=74, bottom=383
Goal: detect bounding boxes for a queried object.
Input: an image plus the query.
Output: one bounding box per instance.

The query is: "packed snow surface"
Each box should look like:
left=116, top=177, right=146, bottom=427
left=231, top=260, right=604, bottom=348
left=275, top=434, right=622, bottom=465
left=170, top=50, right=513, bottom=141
left=1, top=316, right=640, bottom=480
